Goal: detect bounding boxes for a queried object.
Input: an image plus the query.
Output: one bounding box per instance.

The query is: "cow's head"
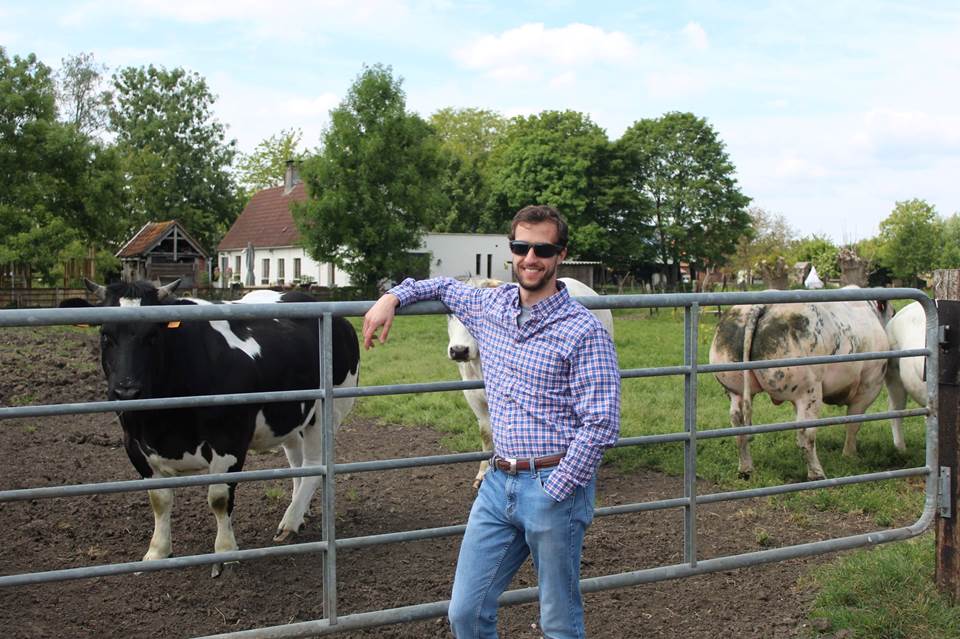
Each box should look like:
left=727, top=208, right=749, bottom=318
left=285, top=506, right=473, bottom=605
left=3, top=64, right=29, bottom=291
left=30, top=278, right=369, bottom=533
left=446, top=278, right=502, bottom=363
left=62, top=279, right=181, bottom=400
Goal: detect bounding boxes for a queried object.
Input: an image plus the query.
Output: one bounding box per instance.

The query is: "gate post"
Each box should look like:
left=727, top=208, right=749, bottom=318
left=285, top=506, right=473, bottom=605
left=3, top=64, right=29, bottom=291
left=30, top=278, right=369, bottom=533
left=936, top=270, right=960, bottom=601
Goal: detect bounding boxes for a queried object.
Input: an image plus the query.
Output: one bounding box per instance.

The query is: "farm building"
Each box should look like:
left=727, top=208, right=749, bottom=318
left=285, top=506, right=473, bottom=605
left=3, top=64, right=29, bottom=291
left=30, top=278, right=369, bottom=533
left=116, top=220, right=208, bottom=287
left=216, top=163, right=516, bottom=289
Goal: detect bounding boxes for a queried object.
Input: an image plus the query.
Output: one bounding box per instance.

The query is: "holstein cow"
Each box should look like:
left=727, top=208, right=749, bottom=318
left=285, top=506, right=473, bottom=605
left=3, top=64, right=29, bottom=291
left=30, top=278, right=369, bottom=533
left=709, top=294, right=893, bottom=480
left=446, top=277, right=614, bottom=488
left=64, top=279, right=359, bottom=576
left=885, top=301, right=927, bottom=451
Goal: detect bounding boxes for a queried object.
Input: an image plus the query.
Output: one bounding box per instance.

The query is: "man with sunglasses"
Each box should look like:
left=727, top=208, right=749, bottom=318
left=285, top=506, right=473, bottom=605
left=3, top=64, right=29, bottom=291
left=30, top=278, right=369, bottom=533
left=362, top=204, right=621, bottom=639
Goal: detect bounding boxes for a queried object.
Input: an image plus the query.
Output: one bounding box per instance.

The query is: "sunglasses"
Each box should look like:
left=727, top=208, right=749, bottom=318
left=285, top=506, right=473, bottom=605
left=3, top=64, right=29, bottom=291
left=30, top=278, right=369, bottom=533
left=509, top=240, right=565, bottom=258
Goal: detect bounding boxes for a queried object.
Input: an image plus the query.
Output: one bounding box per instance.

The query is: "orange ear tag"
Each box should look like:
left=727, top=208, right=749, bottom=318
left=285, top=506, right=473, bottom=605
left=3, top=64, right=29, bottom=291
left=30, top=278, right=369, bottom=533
left=167, top=321, right=181, bottom=329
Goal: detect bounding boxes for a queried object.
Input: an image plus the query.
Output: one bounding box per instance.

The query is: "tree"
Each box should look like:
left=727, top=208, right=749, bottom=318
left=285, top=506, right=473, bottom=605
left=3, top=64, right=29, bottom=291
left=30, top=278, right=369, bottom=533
left=110, top=65, right=241, bottom=252
left=0, top=48, right=126, bottom=285
left=235, top=127, right=305, bottom=200
left=789, top=234, right=840, bottom=280
left=940, top=213, right=960, bottom=269
left=429, top=108, right=506, bottom=233
left=618, top=112, right=751, bottom=284
left=732, top=207, right=794, bottom=277
left=293, top=64, right=446, bottom=290
left=877, top=198, right=943, bottom=284
left=484, top=110, right=621, bottom=258
left=56, top=52, right=111, bottom=135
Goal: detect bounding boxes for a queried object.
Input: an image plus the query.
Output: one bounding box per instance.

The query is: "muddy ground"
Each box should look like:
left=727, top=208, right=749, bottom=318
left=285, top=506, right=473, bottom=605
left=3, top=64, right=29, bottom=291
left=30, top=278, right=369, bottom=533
left=0, top=326, right=892, bottom=638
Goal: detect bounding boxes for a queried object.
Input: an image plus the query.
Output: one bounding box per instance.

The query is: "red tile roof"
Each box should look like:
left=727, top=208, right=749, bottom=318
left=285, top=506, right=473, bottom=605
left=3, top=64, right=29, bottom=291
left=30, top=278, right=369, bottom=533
left=217, top=183, right=306, bottom=251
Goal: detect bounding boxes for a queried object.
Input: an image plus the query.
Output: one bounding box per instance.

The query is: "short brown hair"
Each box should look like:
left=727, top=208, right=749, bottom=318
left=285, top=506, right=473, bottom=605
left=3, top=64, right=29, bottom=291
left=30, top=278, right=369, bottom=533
left=508, top=205, right=568, bottom=246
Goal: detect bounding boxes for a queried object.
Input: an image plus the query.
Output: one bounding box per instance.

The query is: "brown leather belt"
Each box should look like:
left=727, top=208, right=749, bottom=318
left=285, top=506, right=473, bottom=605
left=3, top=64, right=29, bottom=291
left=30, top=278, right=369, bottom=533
left=493, top=453, right=565, bottom=474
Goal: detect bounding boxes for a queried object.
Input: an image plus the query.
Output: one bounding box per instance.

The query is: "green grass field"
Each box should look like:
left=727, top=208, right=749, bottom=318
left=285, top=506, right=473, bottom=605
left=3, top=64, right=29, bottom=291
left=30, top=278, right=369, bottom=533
left=349, top=299, right=951, bottom=639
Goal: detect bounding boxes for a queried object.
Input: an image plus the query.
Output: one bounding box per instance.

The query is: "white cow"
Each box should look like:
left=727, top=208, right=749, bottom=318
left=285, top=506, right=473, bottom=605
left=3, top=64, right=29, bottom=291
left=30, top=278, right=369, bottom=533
left=446, top=277, right=614, bottom=488
left=708, top=295, right=894, bottom=480
left=885, top=301, right=928, bottom=451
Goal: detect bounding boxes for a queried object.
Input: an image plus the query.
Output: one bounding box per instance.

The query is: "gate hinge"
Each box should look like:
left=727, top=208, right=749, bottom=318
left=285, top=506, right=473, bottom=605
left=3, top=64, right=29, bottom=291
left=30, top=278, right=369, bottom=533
left=940, top=466, right=952, bottom=519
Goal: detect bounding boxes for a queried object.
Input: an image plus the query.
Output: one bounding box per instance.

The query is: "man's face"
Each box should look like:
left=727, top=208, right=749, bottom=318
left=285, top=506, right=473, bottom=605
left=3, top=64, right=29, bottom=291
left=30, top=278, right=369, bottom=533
left=511, top=221, right=566, bottom=293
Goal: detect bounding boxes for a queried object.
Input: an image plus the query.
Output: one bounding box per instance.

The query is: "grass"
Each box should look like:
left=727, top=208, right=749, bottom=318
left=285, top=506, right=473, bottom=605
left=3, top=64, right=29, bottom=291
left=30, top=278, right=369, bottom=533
left=805, top=533, right=960, bottom=639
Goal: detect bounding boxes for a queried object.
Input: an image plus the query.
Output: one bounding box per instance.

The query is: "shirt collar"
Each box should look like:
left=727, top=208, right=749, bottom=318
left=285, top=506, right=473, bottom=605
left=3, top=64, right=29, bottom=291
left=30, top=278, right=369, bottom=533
left=506, top=279, right=570, bottom=316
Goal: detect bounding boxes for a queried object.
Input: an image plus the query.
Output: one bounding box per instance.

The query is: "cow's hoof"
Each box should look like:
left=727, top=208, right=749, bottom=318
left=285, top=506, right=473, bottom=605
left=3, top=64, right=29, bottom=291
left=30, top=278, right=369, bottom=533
left=211, top=560, right=239, bottom=579
left=807, top=473, right=827, bottom=482
left=273, top=528, right=297, bottom=543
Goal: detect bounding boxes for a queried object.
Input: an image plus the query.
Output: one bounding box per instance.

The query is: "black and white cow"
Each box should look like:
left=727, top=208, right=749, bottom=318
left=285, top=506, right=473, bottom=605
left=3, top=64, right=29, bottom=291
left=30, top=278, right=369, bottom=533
left=65, top=279, right=359, bottom=576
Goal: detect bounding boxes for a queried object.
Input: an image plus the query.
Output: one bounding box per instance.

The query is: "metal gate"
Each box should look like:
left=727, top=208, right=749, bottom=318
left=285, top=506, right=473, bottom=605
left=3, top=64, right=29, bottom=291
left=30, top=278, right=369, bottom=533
left=0, top=286, right=941, bottom=638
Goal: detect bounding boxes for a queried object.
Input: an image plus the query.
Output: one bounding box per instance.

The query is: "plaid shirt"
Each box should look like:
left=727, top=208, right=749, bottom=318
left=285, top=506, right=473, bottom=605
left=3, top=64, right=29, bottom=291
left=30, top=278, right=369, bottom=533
left=390, top=277, right=621, bottom=501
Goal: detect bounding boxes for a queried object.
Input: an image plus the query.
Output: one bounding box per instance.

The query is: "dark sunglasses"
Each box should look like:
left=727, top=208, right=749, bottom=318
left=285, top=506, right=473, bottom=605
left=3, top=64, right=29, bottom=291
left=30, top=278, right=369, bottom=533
left=509, top=240, right=565, bottom=258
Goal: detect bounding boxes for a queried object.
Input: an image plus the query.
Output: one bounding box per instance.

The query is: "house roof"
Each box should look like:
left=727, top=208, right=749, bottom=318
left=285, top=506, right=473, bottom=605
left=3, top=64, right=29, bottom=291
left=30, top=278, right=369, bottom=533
left=116, top=220, right=207, bottom=259
left=217, top=183, right=306, bottom=251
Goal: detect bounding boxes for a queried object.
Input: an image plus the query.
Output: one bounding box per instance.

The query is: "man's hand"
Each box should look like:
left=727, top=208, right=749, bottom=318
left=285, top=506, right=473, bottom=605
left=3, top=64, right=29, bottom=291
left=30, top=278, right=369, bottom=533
left=362, top=293, right=400, bottom=350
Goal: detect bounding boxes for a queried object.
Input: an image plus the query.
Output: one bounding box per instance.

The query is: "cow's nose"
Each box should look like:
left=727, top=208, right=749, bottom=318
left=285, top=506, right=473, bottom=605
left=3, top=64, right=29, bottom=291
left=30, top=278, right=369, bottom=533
left=112, top=382, right=141, bottom=400
left=449, top=345, right=470, bottom=362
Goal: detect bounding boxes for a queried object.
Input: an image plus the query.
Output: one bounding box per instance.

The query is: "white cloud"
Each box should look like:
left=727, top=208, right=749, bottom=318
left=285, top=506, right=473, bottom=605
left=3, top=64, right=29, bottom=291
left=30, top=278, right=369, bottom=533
left=854, top=108, right=960, bottom=158
left=681, top=22, right=708, bottom=50
left=773, top=151, right=828, bottom=179
left=454, top=22, right=637, bottom=79
left=549, top=71, right=577, bottom=88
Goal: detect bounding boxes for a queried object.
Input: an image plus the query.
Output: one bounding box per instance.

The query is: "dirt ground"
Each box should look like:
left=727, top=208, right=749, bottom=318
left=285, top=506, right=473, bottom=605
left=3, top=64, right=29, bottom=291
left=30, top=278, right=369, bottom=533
left=0, top=326, right=891, bottom=639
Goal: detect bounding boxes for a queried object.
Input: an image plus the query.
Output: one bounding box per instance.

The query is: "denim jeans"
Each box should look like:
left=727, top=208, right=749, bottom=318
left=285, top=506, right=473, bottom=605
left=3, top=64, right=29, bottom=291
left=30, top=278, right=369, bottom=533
left=448, top=462, right=596, bottom=639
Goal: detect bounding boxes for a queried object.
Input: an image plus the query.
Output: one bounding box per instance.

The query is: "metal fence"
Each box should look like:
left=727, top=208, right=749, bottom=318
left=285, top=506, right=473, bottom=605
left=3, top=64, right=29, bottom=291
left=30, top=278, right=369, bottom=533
left=0, top=286, right=940, bottom=638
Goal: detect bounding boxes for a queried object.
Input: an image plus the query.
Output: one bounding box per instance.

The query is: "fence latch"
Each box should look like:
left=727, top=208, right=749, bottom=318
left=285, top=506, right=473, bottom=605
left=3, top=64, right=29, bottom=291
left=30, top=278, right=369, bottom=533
left=940, top=466, right=953, bottom=519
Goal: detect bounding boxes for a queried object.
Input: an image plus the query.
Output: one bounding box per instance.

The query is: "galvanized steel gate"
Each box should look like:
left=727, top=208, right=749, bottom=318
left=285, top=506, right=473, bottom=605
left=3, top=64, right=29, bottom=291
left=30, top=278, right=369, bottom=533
left=0, top=287, right=942, bottom=638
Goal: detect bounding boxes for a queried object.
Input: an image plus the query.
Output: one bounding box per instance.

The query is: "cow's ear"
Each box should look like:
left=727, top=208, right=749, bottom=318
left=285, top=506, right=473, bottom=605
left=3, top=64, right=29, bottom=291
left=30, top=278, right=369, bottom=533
left=83, top=278, right=107, bottom=302
left=157, top=279, right=182, bottom=301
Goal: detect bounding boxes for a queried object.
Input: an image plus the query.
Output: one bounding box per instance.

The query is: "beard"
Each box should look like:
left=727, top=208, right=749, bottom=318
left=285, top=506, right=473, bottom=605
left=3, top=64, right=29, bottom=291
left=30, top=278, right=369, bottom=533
left=513, top=261, right=557, bottom=292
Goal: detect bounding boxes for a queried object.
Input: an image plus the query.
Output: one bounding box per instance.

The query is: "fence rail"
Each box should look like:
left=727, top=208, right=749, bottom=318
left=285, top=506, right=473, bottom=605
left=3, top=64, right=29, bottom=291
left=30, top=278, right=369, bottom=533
left=0, top=286, right=941, bottom=638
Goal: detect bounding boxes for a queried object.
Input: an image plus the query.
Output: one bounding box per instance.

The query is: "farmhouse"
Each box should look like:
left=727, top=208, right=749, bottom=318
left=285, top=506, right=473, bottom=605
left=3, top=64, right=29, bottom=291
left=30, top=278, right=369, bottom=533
left=216, top=163, right=513, bottom=289
left=117, top=220, right=208, bottom=287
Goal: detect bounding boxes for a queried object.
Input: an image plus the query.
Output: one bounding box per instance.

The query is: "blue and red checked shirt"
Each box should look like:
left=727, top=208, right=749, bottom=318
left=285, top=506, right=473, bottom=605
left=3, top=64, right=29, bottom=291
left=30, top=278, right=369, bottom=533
left=389, top=277, right=621, bottom=501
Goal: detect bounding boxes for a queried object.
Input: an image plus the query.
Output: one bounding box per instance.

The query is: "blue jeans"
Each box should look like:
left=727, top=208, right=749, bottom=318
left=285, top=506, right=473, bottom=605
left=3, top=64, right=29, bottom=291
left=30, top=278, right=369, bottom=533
left=448, top=463, right=596, bottom=639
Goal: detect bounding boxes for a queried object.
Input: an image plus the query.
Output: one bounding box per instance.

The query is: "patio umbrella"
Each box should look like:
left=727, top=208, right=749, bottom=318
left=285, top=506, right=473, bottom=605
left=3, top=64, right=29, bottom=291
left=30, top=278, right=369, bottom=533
left=245, top=241, right=256, bottom=286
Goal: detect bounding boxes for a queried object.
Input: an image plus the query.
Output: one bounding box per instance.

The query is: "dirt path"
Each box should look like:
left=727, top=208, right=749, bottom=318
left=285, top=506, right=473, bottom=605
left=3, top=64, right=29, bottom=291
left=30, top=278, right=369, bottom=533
left=0, top=326, right=885, bottom=638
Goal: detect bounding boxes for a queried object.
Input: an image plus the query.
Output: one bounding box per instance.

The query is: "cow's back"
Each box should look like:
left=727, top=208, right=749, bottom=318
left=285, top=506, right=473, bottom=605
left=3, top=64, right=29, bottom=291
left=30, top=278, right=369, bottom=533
left=886, top=301, right=926, bottom=406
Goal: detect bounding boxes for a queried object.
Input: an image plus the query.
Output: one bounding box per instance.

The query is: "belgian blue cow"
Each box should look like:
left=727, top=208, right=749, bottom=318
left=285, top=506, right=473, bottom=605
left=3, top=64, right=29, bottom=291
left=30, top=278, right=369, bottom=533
left=66, top=279, right=359, bottom=576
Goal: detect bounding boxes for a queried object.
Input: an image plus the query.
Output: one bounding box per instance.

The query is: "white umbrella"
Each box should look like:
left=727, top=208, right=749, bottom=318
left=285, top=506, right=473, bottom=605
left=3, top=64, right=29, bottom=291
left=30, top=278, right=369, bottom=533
left=805, top=265, right=824, bottom=289
left=245, top=242, right=256, bottom=287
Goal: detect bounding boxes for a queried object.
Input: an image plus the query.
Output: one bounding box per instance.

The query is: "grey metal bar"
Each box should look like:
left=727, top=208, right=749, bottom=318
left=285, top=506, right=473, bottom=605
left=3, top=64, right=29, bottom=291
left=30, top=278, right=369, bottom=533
left=699, top=348, right=929, bottom=374
left=320, top=313, right=338, bottom=624
left=683, top=303, right=698, bottom=565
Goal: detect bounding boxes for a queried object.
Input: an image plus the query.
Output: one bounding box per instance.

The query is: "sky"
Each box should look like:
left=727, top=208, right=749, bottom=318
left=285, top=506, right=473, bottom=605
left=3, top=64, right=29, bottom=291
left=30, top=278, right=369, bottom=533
left=3, top=0, right=959, bottom=243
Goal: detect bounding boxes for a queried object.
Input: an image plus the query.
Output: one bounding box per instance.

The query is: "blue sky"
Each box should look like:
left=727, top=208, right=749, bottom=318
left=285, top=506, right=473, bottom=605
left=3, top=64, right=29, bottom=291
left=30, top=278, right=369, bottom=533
left=4, top=1, right=959, bottom=243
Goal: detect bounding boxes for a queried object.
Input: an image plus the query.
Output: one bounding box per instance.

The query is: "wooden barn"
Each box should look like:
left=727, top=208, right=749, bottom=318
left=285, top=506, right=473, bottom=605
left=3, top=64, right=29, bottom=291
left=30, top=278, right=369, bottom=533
left=117, top=221, right=208, bottom=287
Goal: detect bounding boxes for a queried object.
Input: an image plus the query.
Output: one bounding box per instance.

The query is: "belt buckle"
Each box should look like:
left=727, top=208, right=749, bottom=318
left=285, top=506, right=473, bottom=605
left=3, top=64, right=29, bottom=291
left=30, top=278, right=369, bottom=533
left=505, top=457, right=518, bottom=475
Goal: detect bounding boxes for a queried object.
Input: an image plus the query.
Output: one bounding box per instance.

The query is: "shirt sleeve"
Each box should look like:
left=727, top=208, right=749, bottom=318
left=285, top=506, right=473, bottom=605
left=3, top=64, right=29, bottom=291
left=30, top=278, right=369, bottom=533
left=542, top=325, right=621, bottom=501
left=388, top=277, right=486, bottom=330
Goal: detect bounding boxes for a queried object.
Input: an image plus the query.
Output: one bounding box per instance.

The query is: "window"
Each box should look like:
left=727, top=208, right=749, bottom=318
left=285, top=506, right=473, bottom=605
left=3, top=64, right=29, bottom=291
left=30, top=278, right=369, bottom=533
left=487, top=254, right=492, bottom=278
left=261, top=258, right=270, bottom=285
left=234, top=255, right=241, bottom=280
left=277, top=258, right=285, bottom=284
left=294, top=258, right=301, bottom=280
left=476, top=254, right=481, bottom=276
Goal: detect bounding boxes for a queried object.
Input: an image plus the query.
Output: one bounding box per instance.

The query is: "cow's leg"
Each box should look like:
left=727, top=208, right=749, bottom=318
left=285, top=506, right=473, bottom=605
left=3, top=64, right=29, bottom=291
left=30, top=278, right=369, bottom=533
left=208, top=481, right=239, bottom=578
left=886, top=364, right=908, bottom=452
left=795, top=388, right=826, bottom=481
left=276, top=422, right=323, bottom=542
left=144, top=488, right=174, bottom=562
left=474, top=415, right=493, bottom=489
left=729, top=393, right=753, bottom=479
left=281, top=434, right=305, bottom=498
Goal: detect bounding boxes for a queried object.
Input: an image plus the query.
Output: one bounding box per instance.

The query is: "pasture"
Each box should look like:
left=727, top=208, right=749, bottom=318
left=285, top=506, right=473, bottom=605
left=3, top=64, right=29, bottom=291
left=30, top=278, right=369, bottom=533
left=0, top=299, right=954, bottom=638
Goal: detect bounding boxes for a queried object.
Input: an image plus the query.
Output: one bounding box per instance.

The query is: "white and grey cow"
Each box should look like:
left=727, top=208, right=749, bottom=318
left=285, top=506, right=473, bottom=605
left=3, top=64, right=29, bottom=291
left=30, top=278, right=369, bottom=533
left=709, top=294, right=894, bottom=480
left=885, top=300, right=929, bottom=450
left=446, top=277, right=614, bottom=488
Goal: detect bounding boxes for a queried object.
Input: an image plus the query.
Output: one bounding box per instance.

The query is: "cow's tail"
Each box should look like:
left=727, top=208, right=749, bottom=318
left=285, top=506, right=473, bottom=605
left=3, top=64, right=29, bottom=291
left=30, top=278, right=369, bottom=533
left=741, top=304, right=765, bottom=428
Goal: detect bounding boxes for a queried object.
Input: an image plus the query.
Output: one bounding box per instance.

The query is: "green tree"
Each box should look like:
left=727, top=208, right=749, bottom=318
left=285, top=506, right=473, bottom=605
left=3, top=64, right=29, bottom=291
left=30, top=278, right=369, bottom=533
left=429, top=107, right=505, bottom=232
left=940, top=213, right=960, bottom=269
left=235, top=127, right=305, bottom=200
left=56, top=52, right=111, bottom=135
left=877, top=198, right=943, bottom=284
left=0, top=48, right=126, bottom=285
left=110, top=65, right=241, bottom=252
left=789, top=234, right=840, bottom=280
left=618, top=112, right=751, bottom=285
left=485, top=110, right=618, bottom=258
left=293, top=64, right=446, bottom=290
left=732, top=207, right=794, bottom=277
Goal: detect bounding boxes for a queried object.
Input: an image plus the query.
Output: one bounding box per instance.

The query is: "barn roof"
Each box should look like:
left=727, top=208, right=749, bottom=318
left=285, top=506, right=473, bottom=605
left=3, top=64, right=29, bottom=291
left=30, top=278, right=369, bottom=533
left=217, top=183, right=306, bottom=251
left=116, top=220, right=207, bottom=259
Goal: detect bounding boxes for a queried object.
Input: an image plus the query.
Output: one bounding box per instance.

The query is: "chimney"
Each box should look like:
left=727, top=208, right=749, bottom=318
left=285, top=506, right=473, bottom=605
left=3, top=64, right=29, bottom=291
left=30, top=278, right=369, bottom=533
left=284, top=159, right=301, bottom=195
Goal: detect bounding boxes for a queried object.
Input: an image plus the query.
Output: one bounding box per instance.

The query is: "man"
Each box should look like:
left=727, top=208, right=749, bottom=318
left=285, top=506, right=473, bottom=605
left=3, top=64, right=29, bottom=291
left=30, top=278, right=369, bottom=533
left=362, top=205, right=621, bottom=638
